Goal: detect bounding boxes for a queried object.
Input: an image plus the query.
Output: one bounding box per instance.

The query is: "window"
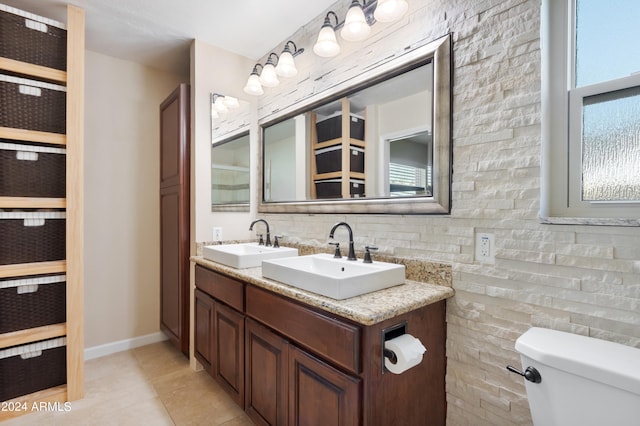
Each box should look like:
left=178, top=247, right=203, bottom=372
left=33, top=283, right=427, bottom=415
left=541, top=0, right=640, bottom=223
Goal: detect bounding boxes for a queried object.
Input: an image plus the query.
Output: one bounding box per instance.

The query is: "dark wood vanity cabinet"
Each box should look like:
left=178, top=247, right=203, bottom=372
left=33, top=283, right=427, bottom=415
left=194, top=264, right=446, bottom=426
left=194, top=266, right=245, bottom=406
left=214, top=301, right=245, bottom=406
left=194, top=288, right=214, bottom=373
left=288, top=345, right=361, bottom=426
left=245, top=319, right=289, bottom=426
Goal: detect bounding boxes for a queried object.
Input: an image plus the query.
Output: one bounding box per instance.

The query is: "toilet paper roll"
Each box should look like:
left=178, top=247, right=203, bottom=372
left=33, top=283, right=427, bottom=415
left=384, top=334, right=426, bottom=374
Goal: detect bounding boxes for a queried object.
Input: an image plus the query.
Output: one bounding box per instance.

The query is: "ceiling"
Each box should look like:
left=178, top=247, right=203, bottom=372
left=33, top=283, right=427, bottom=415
left=3, top=0, right=337, bottom=76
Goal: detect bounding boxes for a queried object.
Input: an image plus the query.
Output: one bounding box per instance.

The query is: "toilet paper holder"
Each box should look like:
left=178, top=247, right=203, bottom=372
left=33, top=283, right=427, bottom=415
left=381, top=321, right=407, bottom=373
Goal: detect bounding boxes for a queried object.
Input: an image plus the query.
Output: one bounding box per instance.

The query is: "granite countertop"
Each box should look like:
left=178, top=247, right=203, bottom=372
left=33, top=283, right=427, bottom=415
left=191, top=255, right=454, bottom=326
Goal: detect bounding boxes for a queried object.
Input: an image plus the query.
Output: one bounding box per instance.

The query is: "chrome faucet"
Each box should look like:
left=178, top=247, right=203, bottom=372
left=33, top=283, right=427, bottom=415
left=249, top=219, right=271, bottom=246
left=329, top=221, right=357, bottom=261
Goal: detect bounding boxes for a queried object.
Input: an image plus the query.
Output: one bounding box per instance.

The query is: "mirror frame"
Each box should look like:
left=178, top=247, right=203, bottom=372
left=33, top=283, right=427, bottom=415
left=258, top=33, right=452, bottom=215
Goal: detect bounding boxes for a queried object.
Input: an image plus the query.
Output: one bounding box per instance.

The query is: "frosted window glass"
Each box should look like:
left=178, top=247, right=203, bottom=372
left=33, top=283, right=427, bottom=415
left=575, top=0, right=640, bottom=87
left=582, top=87, right=640, bottom=201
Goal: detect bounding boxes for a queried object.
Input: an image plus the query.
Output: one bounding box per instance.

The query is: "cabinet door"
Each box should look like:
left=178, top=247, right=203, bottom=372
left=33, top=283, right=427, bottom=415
left=160, top=84, right=189, bottom=189
left=245, top=319, right=289, bottom=426
left=160, top=187, right=186, bottom=352
left=289, top=346, right=361, bottom=426
left=194, top=289, right=214, bottom=373
left=214, top=302, right=245, bottom=407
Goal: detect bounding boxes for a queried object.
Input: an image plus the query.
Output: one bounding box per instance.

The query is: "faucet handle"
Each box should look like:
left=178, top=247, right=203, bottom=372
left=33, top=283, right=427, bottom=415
left=273, top=235, right=283, bottom=248
left=363, top=246, right=378, bottom=263
left=328, top=242, right=341, bottom=258
left=257, top=233, right=264, bottom=245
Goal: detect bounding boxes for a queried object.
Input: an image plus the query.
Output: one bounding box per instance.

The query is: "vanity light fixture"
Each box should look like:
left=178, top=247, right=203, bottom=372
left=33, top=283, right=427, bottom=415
left=211, top=93, right=240, bottom=114
left=259, top=53, right=280, bottom=88
left=244, top=40, right=305, bottom=96
left=313, top=11, right=341, bottom=57
left=313, top=0, right=409, bottom=57
left=276, top=41, right=304, bottom=77
left=243, top=64, right=265, bottom=96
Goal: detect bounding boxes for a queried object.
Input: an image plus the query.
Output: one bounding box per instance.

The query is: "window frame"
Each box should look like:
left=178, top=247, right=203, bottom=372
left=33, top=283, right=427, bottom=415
left=541, top=0, right=640, bottom=225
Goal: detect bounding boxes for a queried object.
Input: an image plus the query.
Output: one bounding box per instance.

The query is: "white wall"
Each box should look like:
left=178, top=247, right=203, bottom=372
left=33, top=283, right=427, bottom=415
left=84, top=50, right=183, bottom=348
left=190, top=40, right=256, bottom=243
left=195, top=0, right=640, bottom=424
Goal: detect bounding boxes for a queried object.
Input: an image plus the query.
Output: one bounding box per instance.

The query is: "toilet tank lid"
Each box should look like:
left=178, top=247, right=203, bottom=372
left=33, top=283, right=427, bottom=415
left=515, top=327, right=640, bottom=395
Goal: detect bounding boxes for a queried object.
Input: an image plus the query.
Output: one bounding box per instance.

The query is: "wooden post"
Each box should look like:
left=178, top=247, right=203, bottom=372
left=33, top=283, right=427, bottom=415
left=65, top=4, right=85, bottom=401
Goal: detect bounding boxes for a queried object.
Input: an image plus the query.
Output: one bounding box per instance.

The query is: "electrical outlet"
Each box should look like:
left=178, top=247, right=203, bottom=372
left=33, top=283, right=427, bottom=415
left=213, top=227, right=222, bottom=242
left=475, top=233, right=495, bottom=263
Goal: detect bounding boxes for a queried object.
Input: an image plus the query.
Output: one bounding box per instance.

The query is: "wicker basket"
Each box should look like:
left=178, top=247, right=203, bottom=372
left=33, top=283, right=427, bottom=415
left=0, top=5, right=67, bottom=71
left=0, top=211, right=66, bottom=265
left=0, top=337, right=67, bottom=401
left=0, top=74, right=66, bottom=134
left=0, top=275, right=66, bottom=334
left=0, top=141, right=66, bottom=198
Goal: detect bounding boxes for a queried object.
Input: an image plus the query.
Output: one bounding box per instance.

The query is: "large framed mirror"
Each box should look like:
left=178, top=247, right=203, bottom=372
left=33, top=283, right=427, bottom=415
left=258, top=33, right=451, bottom=214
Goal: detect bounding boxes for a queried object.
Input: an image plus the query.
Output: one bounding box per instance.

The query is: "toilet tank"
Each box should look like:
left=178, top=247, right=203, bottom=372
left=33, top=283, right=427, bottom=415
left=515, top=327, right=640, bottom=426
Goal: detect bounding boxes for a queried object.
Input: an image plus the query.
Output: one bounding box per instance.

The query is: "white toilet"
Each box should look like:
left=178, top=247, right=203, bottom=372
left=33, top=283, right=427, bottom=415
left=512, top=327, right=640, bottom=426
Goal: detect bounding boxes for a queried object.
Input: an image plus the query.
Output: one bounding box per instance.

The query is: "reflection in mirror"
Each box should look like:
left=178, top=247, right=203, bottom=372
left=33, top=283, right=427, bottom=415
left=211, top=132, right=250, bottom=209
left=388, top=130, right=432, bottom=197
left=258, top=32, right=451, bottom=214
left=263, top=117, right=306, bottom=202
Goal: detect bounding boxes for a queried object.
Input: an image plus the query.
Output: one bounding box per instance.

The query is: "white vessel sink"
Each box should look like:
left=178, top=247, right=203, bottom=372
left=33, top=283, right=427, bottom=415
left=261, top=253, right=406, bottom=299
left=203, top=243, right=298, bottom=269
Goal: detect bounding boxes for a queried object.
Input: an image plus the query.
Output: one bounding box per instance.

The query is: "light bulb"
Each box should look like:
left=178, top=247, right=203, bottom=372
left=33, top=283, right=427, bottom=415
left=314, top=25, right=341, bottom=57
left=213, top=96, right=228, bottom=113
left=223, top=96, right=240, bottom=109
left=243, top=73, right=263, bottom=96
left=374, top=0, right=408, bottom=22
left=259, top=63, right=280, bottom=87
left=340, top=1, right=370, bottom=42
left=276, top=51, right=297, bottom=77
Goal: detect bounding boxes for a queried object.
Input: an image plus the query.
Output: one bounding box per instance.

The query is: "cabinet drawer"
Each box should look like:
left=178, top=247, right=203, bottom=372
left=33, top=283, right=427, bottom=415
left=195, top=265, right=244, bottom=312
left=0, top=74, right=66, bottom=134
left=246, top=285, right=361, bottom=374
left=0, top=142, right=66, bottom=198
left=0, top=212, right=66, bottom=265
left=0, top=6, right=67, bottom=71
left=0, top=337, right=67, bottom=402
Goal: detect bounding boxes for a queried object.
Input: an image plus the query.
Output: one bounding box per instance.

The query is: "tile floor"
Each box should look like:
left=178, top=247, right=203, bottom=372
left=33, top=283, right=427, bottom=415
left=3, top=340, right=253, bottom=425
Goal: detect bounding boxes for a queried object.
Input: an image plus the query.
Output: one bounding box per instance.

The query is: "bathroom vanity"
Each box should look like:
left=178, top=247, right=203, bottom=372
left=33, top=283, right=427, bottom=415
left=192, top=257, right=453, bottom=426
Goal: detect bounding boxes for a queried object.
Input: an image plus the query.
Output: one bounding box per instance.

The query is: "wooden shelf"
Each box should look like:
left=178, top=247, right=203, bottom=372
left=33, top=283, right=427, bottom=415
left=0, top=4, right=84, bottom=410
left=0, top=197, right=66, bottom=209
left=0, top=323, right=66, bottom=350
left=0, top=57, right=67, bottom=83
left=0, top=127, right=66, bottom=146
left=0, top=260, right=66, bottom=279
left=314, top=138, right=365, bottom=150
left=0, top=385, right=67, bottom=421
left=310, top=98, right=366, bottom=199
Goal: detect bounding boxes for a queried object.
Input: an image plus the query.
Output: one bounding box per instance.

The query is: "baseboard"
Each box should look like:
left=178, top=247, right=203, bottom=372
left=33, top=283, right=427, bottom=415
left=84, top=331, right=168, bottom=360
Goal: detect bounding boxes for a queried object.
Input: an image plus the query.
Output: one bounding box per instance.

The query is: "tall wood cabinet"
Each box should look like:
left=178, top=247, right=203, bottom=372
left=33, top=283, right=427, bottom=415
left=159, top=84, right=190, bottom=356
left=0, top=4, right=84, bottom=419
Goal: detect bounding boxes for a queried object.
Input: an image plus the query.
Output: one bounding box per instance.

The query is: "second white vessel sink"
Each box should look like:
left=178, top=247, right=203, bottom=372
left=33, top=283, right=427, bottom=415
left=203, top=243, right=298, bottom=269
left=261, top=253, right=406, bottom=299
